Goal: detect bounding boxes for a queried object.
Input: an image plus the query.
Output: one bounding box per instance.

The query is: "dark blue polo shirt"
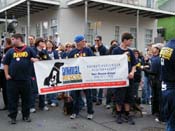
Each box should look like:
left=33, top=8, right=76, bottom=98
left=112, top=47, right=136, bottom=72
left=160, top=39, right=175, bottom=84
left=150, top=55, right=161, bottom=80
left=3, top=46, right=36, bottom=80
left=68, top=47, right=94, bottom=58
left=32, top=47, right=50, bottom=60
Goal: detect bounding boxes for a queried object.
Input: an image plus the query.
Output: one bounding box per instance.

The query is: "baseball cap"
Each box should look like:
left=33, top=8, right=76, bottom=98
left=74, top=35, right=85, bottom=43
left=152, top=43, right=164, bottom=50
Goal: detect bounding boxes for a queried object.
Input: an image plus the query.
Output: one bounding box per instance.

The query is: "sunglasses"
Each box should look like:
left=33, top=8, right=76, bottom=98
left=95, top=40, right=100, bottom=41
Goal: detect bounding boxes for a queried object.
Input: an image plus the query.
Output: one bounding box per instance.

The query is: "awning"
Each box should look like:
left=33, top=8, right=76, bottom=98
left=0, top=0, right=60, bottom=19
left=68, top=0, right=175, bottom=19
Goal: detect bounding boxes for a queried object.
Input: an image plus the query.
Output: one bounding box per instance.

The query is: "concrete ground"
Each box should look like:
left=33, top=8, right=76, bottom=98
left=0, top=93, right=165, bottom=131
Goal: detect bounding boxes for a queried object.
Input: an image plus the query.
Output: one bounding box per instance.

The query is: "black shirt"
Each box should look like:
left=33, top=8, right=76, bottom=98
left=160, top=39, right=175, bottom=83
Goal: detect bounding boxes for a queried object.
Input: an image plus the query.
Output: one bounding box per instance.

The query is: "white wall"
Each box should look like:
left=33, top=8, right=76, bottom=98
left=62, top=6, right=157, bottom=51
left=16, top=6, right=59, bottom=36
left=1, top=3, right=157, bottom=52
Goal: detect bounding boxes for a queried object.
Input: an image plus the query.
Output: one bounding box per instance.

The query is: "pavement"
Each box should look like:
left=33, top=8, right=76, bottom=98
left=0, top=93, right=165, bottom=131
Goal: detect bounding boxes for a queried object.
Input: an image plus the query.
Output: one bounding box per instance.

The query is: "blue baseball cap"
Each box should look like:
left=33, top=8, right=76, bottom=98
left=74, top=35, right=85, bottom=43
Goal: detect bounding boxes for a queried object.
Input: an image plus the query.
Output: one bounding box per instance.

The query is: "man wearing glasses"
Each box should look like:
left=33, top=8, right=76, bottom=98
left=91, top=36, right=108, bottom=105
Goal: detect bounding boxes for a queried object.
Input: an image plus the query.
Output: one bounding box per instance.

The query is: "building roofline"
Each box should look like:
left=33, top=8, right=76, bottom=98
left=0, top=0, right=60, bottom=14
left=0, top=0, right=60, bottom=19
left=68, top=0, right=175, bottom=16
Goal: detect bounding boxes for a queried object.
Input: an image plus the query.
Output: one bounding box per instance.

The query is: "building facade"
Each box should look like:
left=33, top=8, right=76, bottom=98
left=0, top=0, right=174, bottom=51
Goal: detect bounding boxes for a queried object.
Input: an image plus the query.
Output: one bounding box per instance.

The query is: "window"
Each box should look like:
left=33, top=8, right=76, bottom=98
left=21, top=26, right=25, bottom=34
left=147, top=0, right=153, bottom=8
left=36, top=23, right=40, bottom=37
left=42, top=21, right=49, bottom=39
left=50, top=19, right=58, bottom=36
left=87, top=22, right=95, bottom=44
left=130, top=27, right=137, bottom=48
left=145, top=29, right=153, bottom=45
left=114, top=26, right=120, bottom=41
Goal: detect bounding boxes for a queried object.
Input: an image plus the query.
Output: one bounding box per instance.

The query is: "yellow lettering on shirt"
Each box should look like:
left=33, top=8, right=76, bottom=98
left=74, top=53, right=86, bottom=58
left=160, top=47, right=173, bottom=60
left=128, top=56, right=131, bottom=62
left=13, top=51, right=29, bottom=58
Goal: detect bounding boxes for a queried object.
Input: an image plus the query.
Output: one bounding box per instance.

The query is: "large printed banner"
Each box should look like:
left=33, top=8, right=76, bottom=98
left=34, top=55, right=129, bottom=95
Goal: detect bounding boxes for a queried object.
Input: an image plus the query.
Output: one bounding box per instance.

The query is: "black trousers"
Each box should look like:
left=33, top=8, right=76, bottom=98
left=151, top=79, right=161, bottom=116
left=0, top=70, right=8, bottom=108
left=7, top=80, right=31, bottom=119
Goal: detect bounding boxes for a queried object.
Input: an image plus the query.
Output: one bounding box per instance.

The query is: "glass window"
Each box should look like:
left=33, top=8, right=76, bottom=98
left=21, top=27, right=25, bottom=34
left=130, top=27, right=137, bottom=48
left=87, top=22, right=95, bottom=44
left=145, top=29, right=153, bottom=45
left=36, top=23, right=40, bottom=37
left=114, top=26, right=120, bottom=41
left=42, top=21, right=49, bottom=39
left=147, top=0, right=153, bottom=8
left=50, top=19, right=58, bottom=36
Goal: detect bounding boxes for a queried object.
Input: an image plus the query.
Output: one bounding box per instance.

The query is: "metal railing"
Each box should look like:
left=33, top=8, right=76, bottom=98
left=0, top=0, right=60, bottom=10
left=109, top=0, right=155, bottom=8
left=68, top=0, right=159, bottom=9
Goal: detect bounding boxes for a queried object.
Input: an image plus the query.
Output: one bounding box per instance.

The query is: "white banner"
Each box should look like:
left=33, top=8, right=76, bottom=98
left=34, top=55, right=129, bottom=95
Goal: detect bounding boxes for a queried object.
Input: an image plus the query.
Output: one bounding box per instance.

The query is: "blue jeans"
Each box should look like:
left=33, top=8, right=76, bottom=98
left=30, top=79, right=45, bottom=109
left=47, top=93, right=59, bottom=105
left=142, top=76, right=151, bottom=103
left=71, top=89, right=94, bottom=115
left=92, top=89, right=103, bottom=102
left=162, top=88, right=175, bottom=131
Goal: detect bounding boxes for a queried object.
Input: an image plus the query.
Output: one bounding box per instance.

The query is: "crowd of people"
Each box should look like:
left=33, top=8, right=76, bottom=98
left=0, top=32, right=174, bottom=131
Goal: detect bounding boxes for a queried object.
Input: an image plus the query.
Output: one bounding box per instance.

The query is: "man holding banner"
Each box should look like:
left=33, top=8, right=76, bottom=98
left=112, top=32, right=136, bottom=125
left=68, top=35, right=94, bottom=120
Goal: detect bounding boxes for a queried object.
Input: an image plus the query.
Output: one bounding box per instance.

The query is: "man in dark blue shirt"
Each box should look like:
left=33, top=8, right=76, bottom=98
left=68, top=35, right=94, bottom=120
left=112, top=32, right=136, bottom=125
left=91, top=35, right=108, bottom=105
left=150, top=44, right=162, bottom=120
left=160, top=39, right=175, bottom=131
left=91, top=35, right=108, bottom=56
left=142, top=44, right=162, bottom=121
left=3, top=33, right=38, bottom=124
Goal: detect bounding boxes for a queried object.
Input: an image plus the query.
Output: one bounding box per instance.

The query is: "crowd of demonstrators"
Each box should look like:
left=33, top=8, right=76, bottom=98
left=0, top=32, right=173, bottom=129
